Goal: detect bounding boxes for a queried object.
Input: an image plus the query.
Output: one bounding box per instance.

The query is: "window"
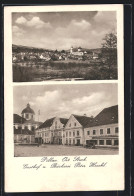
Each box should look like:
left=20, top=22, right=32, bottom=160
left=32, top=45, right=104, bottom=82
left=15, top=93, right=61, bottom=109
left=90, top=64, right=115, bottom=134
left=114, top=139, right=119, bottom=145
left=73, top=139, right=75, bottom=145
left=87, top=131, right=90, bottom=135
left=26, top=114, right=29, bottom=119
left=73, top=132, right=75, bottom=136
left=31, top=115, right=33, bottom=119
left=66, top=132, right=68, bottom=137
left=69, top=123, right=71, bottom=127
left=99, top=140, right=104, bottom=145
left=51, top=133, right=53, bottom=136
left=93, top=130, right=96, bottom=135
left=93, top=140, right=97, bottom=145
left=115, top=127, right=118, bottom=133
left=69, top=139, right=71, bottom=144
left=107, top=128, right=110, bottom=134
left=59, top=132, right=61, bottom=136
left=106, top=140, right=112, bottom=145
left=66, top=139, right=68, bottom=144
left=74, top=122, right=77, bottom=126
left=77, top=131, right=79, bottom=136
left=100, top=129, right=103, bottom=134
left=69, top=132, right=71, bottom=137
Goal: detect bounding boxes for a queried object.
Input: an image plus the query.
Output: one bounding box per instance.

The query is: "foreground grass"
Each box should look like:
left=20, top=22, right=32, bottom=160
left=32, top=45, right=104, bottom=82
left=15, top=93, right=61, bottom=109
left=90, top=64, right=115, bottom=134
left=13, top=62, right=117, bottom=82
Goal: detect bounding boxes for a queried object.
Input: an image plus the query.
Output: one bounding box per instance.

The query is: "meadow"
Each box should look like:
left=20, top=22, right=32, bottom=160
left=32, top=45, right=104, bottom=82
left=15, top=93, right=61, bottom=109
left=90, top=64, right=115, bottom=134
left=13, top=61, right=118, bottom=82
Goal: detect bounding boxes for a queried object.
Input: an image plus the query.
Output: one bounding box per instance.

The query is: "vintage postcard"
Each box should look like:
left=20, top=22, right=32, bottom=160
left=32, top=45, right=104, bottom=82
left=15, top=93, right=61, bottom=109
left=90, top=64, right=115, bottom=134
left=4, top=5, right=124, bottom=192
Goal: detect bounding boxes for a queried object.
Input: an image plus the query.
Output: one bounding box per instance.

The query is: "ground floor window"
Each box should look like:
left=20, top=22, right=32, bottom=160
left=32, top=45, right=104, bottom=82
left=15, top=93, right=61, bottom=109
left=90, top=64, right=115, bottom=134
left=93, top=140, right=97, bottom=145
left=99, top=140, right=104, bottom=145
left=73, top=139, right=75, bottom=145
left=114, top=139, right=119, bottom=145
left=69, top=139, right=71, bottom=145
left=66, top=139, right=68, bottom=145
left=106, top=140, right=112, bottom=145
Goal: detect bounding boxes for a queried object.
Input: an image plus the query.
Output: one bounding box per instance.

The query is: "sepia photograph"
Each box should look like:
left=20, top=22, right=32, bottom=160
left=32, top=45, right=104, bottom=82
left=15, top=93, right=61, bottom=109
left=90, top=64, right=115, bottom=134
left=4, top=5, right=124, bottom=192
left=12, top=11, right=117, bottom=82
left=13, top=83, right=119, bottom=157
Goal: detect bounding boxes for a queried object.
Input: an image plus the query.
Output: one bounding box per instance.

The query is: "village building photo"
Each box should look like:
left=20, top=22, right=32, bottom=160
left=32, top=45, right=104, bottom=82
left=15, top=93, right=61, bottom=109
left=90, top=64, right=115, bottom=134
left=13, top=83, right=119, bottom=157
left=12, top=11, right=117, bottom=82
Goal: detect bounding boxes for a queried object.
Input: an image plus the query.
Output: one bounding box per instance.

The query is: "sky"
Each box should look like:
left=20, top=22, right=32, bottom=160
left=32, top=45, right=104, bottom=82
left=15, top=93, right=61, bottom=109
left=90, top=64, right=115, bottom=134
left=13, top=83, right=118, bottom=122
left=12, top=11, right=116, bottom=50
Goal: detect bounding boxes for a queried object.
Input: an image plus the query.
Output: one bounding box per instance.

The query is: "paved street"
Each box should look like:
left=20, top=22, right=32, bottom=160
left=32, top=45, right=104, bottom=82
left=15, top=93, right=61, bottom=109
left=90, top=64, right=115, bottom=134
left=14, top=144, right=118, bottom=157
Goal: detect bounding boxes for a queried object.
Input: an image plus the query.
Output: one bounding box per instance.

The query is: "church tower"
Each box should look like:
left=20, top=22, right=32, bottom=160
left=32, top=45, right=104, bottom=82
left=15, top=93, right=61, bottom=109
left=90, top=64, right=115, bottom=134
left=70, top=46, right=73, bottom=54
left=21, top=103, right=35, bottom=121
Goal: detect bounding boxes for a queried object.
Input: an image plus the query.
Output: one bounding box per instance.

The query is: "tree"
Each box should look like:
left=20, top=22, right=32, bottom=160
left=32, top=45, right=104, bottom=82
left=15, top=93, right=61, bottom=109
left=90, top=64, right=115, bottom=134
left=101, top=32, right=117, bottom=79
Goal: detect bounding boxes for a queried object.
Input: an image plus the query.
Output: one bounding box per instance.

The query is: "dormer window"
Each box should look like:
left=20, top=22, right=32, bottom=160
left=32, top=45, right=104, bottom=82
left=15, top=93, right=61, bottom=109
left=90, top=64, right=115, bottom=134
left=74, top=122, right=77, bottom=126
left=69, top=123, right=71, bottom=127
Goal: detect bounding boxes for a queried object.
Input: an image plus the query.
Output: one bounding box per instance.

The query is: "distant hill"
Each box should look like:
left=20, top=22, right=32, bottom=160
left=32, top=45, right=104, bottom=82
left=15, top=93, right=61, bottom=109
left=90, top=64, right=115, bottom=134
left=12, top=44, right=102, bottom=54
left=12, top=44, right=53, bottom=52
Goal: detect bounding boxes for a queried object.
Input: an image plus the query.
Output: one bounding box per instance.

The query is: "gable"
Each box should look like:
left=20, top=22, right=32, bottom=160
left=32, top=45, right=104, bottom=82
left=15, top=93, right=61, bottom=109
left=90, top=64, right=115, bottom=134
left=51, top=117, right=64, bottom=129
left=64, top=115, right=82, bottom=129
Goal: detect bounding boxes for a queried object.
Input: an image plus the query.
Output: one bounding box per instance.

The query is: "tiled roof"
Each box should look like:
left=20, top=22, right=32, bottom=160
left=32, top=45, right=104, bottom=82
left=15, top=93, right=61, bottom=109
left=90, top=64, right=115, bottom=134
left=85, top=105, right=118, bottom=128
left=14, top=127, right=34, bottom=135
left=38, top=117, right=55, bottom=129
left=14, top=114, right=26, bottom=124
left=73, top=114, right=93, bottom=128
left=24, top=119, right=42, bottom=125
left=60, top=118, right=68, bottom=126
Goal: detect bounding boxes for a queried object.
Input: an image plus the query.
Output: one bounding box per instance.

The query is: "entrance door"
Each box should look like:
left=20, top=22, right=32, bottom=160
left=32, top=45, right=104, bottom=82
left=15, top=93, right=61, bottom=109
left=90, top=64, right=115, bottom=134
left=76, top=139, right=80, bottom=146
left=59, top=139, right=62, bottom=145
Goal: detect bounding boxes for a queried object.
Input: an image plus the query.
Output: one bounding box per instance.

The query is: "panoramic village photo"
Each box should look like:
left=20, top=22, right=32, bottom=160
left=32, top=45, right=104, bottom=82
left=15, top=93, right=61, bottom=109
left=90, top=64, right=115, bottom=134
left=13, top=83, right=119, bottom=157
left=12, top=11, right=117, bottom=82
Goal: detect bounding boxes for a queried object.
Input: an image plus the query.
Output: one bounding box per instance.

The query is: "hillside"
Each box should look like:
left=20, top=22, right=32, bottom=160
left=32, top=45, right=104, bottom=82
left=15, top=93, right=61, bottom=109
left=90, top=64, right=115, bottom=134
left=12, top=44, right=102, bottom=54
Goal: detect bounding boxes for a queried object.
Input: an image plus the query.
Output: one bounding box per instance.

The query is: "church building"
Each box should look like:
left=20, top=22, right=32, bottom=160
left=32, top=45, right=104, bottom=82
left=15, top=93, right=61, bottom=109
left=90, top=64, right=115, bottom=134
left=14, top=103, right=41, bottom=144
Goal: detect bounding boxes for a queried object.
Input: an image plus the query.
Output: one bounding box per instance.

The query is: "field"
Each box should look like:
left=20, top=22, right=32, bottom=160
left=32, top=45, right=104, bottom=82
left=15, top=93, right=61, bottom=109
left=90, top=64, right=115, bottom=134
left=13, top=61, right=117, bottom=82
left=14, top=144, right=118, bottom=157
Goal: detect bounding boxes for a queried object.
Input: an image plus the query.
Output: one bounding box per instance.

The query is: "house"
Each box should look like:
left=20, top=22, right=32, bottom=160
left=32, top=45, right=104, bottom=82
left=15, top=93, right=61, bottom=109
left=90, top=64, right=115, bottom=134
left=84, top=105, right=118, bottom=147
left=64, top=114, right=92, bottom=146
left=35, top=117, right=68, bottom=144
left=70, top=46, right=84, bottom=56
left=14, top=126, right=35, bottom=144
left=92, top=52, right=99, bottom=59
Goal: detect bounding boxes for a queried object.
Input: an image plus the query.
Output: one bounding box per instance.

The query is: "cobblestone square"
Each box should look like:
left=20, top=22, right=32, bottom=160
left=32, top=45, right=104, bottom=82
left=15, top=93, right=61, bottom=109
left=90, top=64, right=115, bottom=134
left=14, top=144, right=118, bottom=157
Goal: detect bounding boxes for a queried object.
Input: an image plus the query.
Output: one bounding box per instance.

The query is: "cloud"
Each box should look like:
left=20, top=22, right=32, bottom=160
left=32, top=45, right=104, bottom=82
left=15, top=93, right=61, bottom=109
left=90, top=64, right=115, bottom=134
left=15, top=16, right=27, bottom=24
left=15, top=16, right=52, bottom=29
left=70, top=19, right=91, bottom=29
left=12, top=25, right=25, bottom=36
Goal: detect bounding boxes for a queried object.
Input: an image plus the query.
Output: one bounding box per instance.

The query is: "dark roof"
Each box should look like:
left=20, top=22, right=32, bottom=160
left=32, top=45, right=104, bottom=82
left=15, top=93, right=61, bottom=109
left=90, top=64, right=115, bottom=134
left=21, top=103, right=35, bottom=114
left=24, top=119, right=42, bottom=125
left=85, top=105, right=118, bottom=128
left=38, top=117, right=55, bottom=129
left=14, top=127, right=34, bottom=135
left=60, top=118, right=68, bottom=126
left=14, top=114, right=26, bottom=124
left=73, top=114, right=93, bottom=128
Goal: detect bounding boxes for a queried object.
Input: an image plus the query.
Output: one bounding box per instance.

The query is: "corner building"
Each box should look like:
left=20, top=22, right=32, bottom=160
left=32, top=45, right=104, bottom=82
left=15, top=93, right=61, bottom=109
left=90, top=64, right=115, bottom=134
left=84, top=105, right=119, bottom=147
